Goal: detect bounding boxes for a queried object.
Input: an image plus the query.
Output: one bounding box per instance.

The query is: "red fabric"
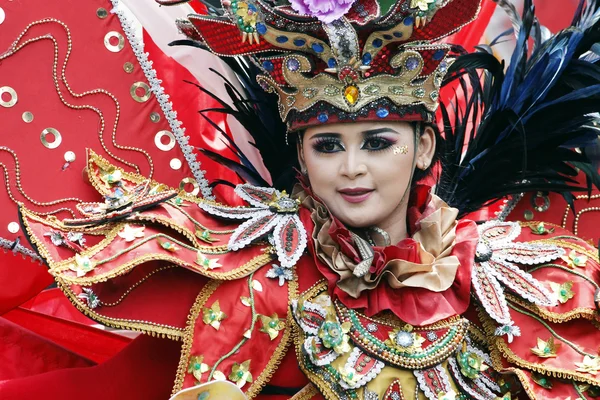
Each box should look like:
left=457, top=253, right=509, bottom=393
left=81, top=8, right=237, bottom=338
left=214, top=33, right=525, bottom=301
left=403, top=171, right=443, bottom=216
left=0, top=334, right=181, bottom=400
left=20, top=288, right=97, bottom=326
left=302, top=185, right=479, bottom=326
left=0, top=316, right=95, bottom=380
left=3, top=307, right=131, bottom=364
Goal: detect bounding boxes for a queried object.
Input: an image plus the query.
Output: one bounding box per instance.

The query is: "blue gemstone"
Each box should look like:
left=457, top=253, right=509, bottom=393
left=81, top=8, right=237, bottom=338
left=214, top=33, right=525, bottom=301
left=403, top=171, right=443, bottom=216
left=256, top=23, right=267, bottom=35
left=317, top=112, right=329, bottom=123
left=404, top=16, right=414, bottom=26
left=362, top=52, right=372, bottom=65
left=276, top=35, right=288, bottom=43
left=293, top=38, right=306, bottom=47
left=327, top=58, right=337, bottom=68
left=439, top=61, right=448, bottom=72
left=406, top=57, right=419, bottom=71
left=383, top=34, right=393, bottom=40
left=311, top=43, right=324, bottom=53
left=393, top=31, right=403, bottom=38
left=286, top=58, right=300, bottom=71
left=376, top=107, right=389, bottom=118
left=372, top=38, right=383, bottom=48
left=433, top=50, right=445, bottom=60
left=262, top=60, right=274, bottom=71
left=248, top=4, right=257, bottom=12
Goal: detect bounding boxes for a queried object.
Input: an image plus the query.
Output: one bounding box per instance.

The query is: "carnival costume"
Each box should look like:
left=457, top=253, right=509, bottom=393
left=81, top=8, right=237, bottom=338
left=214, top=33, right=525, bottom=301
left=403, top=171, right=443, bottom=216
left=2, top=0, right=600, bottom=399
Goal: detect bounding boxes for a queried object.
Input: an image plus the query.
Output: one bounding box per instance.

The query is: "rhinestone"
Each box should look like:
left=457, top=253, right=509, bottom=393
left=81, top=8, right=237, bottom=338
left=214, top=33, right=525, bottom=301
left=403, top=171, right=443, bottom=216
left=327, top=58, right=337, bottom=68
left=395, top=331, right=414, bottom=347
left=344, top=86, right=360, bottom=104
left=383, top=34, right=393, bottom=40
left=324, top=85, right=340, bottom=96
left=524, top=210, right=534, bottom=220
left=276, top=35, right=289, bottom=43
left=256, top=22, right=267, bottom=35
left=123, top=62, right=134, bottom=73
left=293, top=38, right=306, bottom=47
left=317, top=112, right=329, bottom=123
left=372, top=38, right=383, bottom=48
left=393, top=31, right=403, bottom=38
left=376, top=107, right=389, bottom=118
left=426, top=331, right=438, bottom=341
left=430, top=91, right=439, bottom=101
left=362, top=52, right=372, bottom=65
left=405, top=57, right=419, bottom=71
left=413, top=88, right=425, bottom=98
left=97, top=7, right=108, bottom=18
left=150, top=112, right=160, bottom=123
left=366, top=323, right=378, bottom=333
left=439, top=61, right=448, bottom=73
left=302, top=88, right=318, bottom=98
left=262, top=60, right=274, bottom=72
left=286, top=58, right=300, bottom=71
left=311, top=43, right=324, bottom=53
left=403, top=16, right=414, bottom=26
left=389, top=86, right=404, bottom=95
left=364, top=84, right=380, bottom=95
left=433, top=49, right=445, bottom=60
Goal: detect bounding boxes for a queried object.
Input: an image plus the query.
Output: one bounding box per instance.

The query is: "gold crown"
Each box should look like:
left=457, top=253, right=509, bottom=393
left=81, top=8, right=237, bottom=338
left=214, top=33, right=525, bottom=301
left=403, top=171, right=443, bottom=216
left=162, top=0, right=481, bottom=129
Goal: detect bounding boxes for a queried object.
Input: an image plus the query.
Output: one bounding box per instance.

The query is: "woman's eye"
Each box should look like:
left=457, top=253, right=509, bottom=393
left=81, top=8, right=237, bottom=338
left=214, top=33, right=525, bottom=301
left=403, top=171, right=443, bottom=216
left=313, top=140, right=343, bottom=153
left=363, top=138, right=392, bottom=151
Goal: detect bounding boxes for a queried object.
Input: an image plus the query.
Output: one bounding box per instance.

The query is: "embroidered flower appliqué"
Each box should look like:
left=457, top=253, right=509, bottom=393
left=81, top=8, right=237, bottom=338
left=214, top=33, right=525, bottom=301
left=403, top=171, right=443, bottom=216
left=198, top=184, right=307, bottom=268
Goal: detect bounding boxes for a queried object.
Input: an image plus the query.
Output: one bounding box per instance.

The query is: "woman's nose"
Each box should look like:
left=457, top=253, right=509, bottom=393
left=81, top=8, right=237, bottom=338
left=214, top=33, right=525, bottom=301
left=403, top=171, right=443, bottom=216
left=340, top=150, right=367, bottom=179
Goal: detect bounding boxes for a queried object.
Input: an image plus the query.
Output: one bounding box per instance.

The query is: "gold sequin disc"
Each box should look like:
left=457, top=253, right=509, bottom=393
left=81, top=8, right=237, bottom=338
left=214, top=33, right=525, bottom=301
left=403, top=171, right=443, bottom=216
left=8, top=222, right=19, bottom=234
left=179, top=177, right=200, bottom=196
left=155, top=130, right=176, bottom=151
left=0, top=86, right=17, bottom=107
left=40, top=128, right=62, bottom=149
left=130, top=82, right=151, bottom=103
left=524, top=210, right=534, bottom=221
left=150, top=112, right=160, bottom=123
left=97, top=8, right=108, bottom=19
left=123, top=62, right=134, bottom=73
left=104, top=31, right=125, bottom=52
left=64, top=151, right=76, bottom=163
left=170, top=158, right=182, bottom=170
left=22, top=112, right=34, bottom=123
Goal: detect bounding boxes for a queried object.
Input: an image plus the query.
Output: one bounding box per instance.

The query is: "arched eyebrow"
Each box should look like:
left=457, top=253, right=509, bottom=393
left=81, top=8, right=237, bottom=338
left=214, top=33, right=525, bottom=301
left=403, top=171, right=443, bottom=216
left=362, top=128, right=400, bottom=136
left=308, top=132, right=341, bottom=140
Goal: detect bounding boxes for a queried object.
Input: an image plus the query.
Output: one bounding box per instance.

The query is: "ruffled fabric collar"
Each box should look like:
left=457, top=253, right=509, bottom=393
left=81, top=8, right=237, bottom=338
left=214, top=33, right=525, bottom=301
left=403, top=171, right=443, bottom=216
left=296, top=184, right=479, bottom=326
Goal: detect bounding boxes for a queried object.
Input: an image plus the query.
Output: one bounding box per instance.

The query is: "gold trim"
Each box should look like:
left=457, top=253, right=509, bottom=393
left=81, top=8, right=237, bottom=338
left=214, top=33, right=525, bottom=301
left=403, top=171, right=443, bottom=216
left=57, top=278, right=183, bottom=338
left=477, top=305, right=600, bottom=387
left=245, top=264, right=299, bottom=399
left=507, top=294, right=599, bottom=324
left=290, top=383, right=320, bottom=400
left=503, top=367, right=538, bottom=400
left=172, top=280, right=222, bottom=395
left=54, top=249, right=273, bottom=285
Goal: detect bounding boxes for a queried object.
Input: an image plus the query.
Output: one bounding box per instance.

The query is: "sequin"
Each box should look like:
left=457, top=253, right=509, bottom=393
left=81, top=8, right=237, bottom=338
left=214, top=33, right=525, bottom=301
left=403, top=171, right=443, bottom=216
left=317, top=112, right=329, bottom=123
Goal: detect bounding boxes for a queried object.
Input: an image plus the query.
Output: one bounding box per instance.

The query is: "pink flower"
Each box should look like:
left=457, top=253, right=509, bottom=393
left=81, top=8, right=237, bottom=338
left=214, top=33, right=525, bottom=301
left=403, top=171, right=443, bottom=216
left=289, top=0, right=357, bottom=24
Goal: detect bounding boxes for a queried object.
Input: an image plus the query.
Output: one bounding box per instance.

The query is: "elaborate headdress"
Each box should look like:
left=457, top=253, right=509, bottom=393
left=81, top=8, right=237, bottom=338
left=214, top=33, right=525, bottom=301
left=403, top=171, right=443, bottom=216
left=159, top=0, right=481, bottom=130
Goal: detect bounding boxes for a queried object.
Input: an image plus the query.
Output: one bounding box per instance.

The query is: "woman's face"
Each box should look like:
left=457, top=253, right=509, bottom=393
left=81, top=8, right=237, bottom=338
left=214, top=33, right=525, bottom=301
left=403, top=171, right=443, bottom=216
left=299, top=121, right=435, bottom=232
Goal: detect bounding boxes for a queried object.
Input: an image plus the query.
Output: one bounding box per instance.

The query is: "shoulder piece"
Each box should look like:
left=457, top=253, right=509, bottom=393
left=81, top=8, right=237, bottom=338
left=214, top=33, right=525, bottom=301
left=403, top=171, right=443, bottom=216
left=474, top=221, right=600, bottom=393
left=199, top=184, right=308, bottom=269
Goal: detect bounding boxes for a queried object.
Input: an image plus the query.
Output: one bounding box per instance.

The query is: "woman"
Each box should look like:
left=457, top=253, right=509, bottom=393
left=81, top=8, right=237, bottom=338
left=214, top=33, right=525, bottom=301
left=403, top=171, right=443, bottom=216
left=3, top=0, right=600, bottom=398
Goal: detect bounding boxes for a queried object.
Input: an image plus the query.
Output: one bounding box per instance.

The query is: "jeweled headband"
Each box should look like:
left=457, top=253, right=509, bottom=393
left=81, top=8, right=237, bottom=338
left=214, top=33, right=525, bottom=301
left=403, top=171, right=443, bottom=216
left=159, top=0, right=481, bottom=130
